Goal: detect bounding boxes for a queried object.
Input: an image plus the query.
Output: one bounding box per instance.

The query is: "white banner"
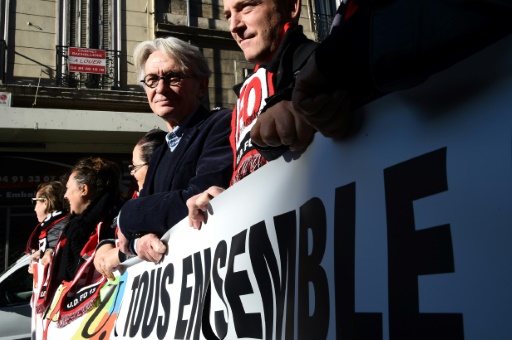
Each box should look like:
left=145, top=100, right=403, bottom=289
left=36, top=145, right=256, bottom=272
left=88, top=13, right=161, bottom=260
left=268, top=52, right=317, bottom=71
left=37, top=36, right=512, bottom=339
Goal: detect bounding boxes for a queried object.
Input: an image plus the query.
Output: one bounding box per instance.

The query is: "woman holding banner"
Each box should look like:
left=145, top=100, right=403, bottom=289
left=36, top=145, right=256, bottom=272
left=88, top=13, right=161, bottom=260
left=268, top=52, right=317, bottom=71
left=35, top=157, right=123, bottom=332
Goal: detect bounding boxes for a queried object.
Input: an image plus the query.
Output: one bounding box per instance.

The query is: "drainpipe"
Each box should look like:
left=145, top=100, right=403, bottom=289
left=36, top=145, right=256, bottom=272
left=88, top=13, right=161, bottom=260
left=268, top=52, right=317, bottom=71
left=116, top=0, right=121, bottom=86
left=56, top=0, right=66, bottom=79
left=186, top=0, right=191, bottom=27
left=63, top=0, right=69, bottom=82
left=3, top=0, right=10, bottom=76
left=55, top=0, right=61, bottom=85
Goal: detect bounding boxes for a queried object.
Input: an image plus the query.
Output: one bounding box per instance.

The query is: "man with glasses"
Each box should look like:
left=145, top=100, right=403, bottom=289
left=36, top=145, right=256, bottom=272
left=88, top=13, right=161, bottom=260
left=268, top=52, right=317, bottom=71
left=116, top=37, right=233, bottom=263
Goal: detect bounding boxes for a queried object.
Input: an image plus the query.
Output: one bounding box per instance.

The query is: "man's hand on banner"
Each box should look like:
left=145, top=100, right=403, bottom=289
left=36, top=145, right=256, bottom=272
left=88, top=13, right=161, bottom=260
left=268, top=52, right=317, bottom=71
left=187, top=186, right=225, bottom=230
left=136, top=233, right=167, bottom=264
left=292, top=57, right=353, bottom=139
left=251, top=100, right=315, bottom=152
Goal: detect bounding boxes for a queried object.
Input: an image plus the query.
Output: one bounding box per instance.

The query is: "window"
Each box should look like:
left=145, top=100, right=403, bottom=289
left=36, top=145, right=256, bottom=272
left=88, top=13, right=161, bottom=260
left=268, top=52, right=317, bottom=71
left=234, top=60, right=255, bottom=84
left=56, top=0, right=121, bottom=88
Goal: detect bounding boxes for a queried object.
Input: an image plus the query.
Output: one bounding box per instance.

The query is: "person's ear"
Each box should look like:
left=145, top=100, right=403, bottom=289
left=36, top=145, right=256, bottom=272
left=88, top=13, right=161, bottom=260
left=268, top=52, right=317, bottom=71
left=197, top=77, right=209, bottom=99
left=289, top=0, right=301, bottom=22
left=80, top=184, right=89, bottom=197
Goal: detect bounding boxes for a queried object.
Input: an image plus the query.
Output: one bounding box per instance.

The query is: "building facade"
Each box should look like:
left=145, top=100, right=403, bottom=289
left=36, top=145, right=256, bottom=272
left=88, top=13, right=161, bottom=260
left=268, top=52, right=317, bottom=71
left=0, top=0, right=336, bottom=268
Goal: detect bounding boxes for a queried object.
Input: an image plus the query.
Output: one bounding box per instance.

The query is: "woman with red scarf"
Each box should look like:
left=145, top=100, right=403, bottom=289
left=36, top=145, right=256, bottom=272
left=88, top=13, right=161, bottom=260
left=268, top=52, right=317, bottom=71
left=36, top=157, right=124, bottom=329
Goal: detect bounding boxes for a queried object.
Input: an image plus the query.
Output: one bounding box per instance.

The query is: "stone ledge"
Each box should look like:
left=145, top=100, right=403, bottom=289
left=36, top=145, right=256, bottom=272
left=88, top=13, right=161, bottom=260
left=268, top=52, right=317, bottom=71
left=0, top=84, right=151, bottom=112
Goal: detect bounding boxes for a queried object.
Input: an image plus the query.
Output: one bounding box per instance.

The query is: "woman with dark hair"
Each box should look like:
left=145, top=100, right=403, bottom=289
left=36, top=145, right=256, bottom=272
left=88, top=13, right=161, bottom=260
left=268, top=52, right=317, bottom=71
left=129, top=128, right=167, bottom=192
left=26, top=181, right=68, bottom=271
left=94, top=129, right=166, bottom=280
left=36, top=157, right=124, bottom=327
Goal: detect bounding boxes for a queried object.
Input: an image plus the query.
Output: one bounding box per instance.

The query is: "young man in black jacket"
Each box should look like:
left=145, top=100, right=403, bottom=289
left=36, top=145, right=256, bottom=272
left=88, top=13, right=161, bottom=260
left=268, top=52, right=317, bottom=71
left=292, top=0, right=512, bottom=138
left=187, top=0, right=319, bottom=228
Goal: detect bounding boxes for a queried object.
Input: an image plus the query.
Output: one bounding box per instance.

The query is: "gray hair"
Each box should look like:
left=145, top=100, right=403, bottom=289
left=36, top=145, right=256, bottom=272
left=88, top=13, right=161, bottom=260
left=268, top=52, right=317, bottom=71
left=133, top=37, right=211, bottom=86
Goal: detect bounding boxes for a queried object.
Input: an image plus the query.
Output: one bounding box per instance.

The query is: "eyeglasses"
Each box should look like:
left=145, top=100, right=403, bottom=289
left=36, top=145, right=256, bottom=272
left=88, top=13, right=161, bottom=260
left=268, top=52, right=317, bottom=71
left=141, top=71, right=195, bottom=88
left=31, top=197, right=46, bottom=206
left=129, top=163, right=148, bottom=174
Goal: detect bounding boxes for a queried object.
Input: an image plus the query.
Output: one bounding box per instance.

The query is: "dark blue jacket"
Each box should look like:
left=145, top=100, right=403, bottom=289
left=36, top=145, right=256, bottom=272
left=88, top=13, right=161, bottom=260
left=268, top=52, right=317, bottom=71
left=119, top=106, right=233, bottom=239
left=316, top=0, right=512, bottom=109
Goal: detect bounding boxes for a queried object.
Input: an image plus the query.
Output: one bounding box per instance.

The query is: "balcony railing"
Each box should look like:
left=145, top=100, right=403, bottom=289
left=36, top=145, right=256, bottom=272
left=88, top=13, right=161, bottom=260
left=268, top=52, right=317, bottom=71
left=312, top=13, right=334, bottom=42
left=55, top=46, right=120, bottom=89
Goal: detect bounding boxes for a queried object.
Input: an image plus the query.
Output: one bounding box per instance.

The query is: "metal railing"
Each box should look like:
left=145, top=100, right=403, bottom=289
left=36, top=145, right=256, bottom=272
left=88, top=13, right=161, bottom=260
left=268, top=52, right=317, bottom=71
left=55, top=46, right=120, bottom=89
left=312, top=13, right=334, bottom=42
